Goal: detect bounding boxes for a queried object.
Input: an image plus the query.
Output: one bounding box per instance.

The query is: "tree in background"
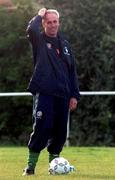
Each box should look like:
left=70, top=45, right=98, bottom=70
left=0, top=0, right=34, bottom=144
left=0, top=0, right=17, bottom=11
left=0, top=0, right=115, bottom=145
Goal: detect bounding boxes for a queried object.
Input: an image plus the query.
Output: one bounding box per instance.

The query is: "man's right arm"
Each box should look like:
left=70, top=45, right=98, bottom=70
left=26, top=8, right=47, bottom=44
left=26, top=15, right=42, bottom=66
left=26, top=15, right=42, bottom=44
left=26, top=8, right=46, bottom=65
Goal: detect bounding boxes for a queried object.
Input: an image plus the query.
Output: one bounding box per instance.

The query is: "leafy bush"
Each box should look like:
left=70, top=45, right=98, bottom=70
left=0, top=0, right=115, bottom=145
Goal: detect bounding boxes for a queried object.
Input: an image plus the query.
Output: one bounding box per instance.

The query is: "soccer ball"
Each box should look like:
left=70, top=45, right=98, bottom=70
left=48, top=157, right=71, bottom=175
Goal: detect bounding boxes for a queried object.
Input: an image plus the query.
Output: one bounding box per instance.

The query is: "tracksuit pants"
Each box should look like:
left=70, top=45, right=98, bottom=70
left=28, top=93, right=69, bottom=155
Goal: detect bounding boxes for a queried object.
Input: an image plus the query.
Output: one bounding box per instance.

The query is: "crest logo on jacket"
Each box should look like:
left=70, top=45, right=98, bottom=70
left=47, top=43, right=52, bottom=49
left=36, top=111, right=43, bottom=119
left=63, top=46, right=70, bottom=55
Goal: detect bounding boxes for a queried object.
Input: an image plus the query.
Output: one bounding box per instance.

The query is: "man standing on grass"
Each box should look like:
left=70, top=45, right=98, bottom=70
left=23, top=8, right=80, bottom=176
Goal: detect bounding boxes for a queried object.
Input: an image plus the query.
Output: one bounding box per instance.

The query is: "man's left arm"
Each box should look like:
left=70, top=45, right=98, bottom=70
left=69, top=48, right=80, bottom=111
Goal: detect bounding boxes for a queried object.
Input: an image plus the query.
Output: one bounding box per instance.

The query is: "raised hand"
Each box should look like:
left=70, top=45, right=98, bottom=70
left=38, top=8, right=47, bottom=18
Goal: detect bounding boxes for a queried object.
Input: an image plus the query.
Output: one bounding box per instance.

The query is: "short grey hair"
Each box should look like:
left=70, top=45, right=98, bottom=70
left=45, top=9, right=60, bottom=18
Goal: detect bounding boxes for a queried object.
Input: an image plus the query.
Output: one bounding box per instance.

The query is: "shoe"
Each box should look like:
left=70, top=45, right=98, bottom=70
left=22, top=167, right=35, bottom=176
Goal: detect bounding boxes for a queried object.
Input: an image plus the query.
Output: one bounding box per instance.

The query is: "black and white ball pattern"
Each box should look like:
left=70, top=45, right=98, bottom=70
left=49, top=157, right=71, bottom=175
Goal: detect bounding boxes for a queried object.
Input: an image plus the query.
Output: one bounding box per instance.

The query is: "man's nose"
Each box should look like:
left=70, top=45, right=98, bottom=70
left=51, top=22, right=56, bottom=27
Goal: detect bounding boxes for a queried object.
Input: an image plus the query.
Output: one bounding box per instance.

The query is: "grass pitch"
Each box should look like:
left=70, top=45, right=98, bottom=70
left=0, top=146, right=115, bottom=180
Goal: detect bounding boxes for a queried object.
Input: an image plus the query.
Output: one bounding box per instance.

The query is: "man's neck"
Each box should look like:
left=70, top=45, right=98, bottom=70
left=45, top=33, right=58, bottom=38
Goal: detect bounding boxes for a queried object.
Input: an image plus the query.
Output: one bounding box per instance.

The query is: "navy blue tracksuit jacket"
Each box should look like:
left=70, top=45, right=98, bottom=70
left=26, top=15, right=80, bottom=154
left=26, top=15, right=80, bottom=101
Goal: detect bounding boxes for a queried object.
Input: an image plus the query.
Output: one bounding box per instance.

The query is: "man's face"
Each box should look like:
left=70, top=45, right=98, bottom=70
left=42, top=12, right=60, bottom=37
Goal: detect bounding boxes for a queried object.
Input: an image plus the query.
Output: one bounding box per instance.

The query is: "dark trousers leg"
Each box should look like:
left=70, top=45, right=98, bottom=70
left=28, top=94, right=54, bottom=153
left=47, top=97, right=69, bottom=155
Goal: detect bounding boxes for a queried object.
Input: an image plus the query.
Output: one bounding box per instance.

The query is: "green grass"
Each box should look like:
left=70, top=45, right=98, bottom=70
left=0, top=147, right=115, bottom=180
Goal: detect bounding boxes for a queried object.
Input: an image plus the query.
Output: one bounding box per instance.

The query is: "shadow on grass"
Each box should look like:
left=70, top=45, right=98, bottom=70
left=79, top=174, right=115, bottom=179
